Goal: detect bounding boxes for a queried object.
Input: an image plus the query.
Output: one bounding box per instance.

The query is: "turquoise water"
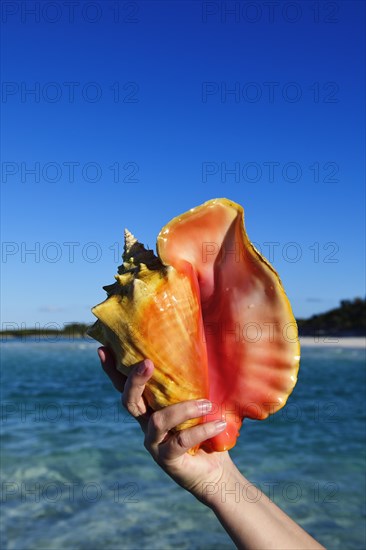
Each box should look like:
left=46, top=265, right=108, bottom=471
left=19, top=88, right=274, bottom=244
left=1, top=340, right=365, bottom=549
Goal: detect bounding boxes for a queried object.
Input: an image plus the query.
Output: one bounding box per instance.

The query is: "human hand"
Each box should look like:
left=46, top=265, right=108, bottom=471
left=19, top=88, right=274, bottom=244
left=98, top=346, right=235, bottom=505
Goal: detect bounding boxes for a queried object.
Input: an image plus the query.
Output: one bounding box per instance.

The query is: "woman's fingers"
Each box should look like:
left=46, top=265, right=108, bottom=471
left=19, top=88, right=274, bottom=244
left=98, top=347, right=126, bottom=392
left=161, top=420, right=227, bottom=461
left=121, top=359, right=154, bottom=429
left=99, top=349, right=227, bottom=460
left=98, top=348, right=154, bottom=431
left=144, top=399, right=227, bottom=462
left=145, top=399, right=212, bottom=448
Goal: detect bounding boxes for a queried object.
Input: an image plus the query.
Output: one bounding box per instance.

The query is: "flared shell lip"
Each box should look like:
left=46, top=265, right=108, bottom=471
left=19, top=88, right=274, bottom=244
left=156, top=197, right=301, bottom=373
left=158, top=198, right=280, bottom=279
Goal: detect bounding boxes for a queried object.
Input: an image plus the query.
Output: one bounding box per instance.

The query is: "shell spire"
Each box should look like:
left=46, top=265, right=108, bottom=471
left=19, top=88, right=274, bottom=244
left=124, top=228, right=138, bottom=256
left=118, top=229, right=165, bottom=275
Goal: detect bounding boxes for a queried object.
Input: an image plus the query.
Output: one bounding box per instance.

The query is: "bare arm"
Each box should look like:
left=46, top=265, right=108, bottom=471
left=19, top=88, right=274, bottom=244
left=205, top=460, right=324, bottom=550
left=98, top=348, right=324, bottom=550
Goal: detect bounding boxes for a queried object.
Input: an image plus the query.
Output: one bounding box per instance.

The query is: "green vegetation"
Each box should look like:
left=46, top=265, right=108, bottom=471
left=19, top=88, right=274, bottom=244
left=0, top=323, right=90, bottom=339
left=297, top=297, right=366, bottom=336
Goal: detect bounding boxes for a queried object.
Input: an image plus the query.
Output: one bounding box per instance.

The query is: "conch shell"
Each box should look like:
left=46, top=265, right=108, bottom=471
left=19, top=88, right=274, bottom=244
left=88, top=198, right=300, bottom=452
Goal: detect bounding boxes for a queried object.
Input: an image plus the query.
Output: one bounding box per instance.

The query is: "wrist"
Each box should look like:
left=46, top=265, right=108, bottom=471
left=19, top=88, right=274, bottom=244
left=198, top=458, right=245, bottom=509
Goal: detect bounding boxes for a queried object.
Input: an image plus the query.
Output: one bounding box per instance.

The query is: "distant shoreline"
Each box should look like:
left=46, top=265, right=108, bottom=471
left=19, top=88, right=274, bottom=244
left=300, top=336, right=366, bottom=349
left=1, top=334, right=365, bottom=349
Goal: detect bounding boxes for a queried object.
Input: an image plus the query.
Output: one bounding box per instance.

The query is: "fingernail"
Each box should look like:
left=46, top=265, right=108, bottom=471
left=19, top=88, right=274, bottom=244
left=97, top=348, right=106, bottom=362
left=215, top=420, right=227, bottom=432
left=136, top=362, right=147, bottom=375
left=197, top=399, right=212, bottom=414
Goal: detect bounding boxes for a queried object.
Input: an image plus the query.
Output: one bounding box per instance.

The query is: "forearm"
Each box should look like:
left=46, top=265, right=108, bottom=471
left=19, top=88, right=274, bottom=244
left=204, top=461, right=325, bottom=550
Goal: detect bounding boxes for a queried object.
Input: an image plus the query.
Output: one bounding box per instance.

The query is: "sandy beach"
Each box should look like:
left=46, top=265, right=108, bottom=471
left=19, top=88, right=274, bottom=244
left=300, top=336, right=366, bottom=348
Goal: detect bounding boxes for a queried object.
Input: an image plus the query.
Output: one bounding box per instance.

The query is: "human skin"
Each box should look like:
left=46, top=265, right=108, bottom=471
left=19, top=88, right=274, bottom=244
left=98, top=347, right=325, bottom=550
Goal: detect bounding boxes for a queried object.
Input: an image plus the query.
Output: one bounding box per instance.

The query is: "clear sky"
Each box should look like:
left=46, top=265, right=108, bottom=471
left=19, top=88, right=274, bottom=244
left=1, top=0, right=365, bottom=329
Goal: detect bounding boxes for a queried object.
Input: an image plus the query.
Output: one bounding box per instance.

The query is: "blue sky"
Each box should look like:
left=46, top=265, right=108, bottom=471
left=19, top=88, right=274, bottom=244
left=1, top=0, right=365, bottom=328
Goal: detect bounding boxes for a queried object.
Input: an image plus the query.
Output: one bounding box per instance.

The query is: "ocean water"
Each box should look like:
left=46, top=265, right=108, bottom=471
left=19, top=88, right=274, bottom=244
left=1, top=340, right=365, bottom=550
